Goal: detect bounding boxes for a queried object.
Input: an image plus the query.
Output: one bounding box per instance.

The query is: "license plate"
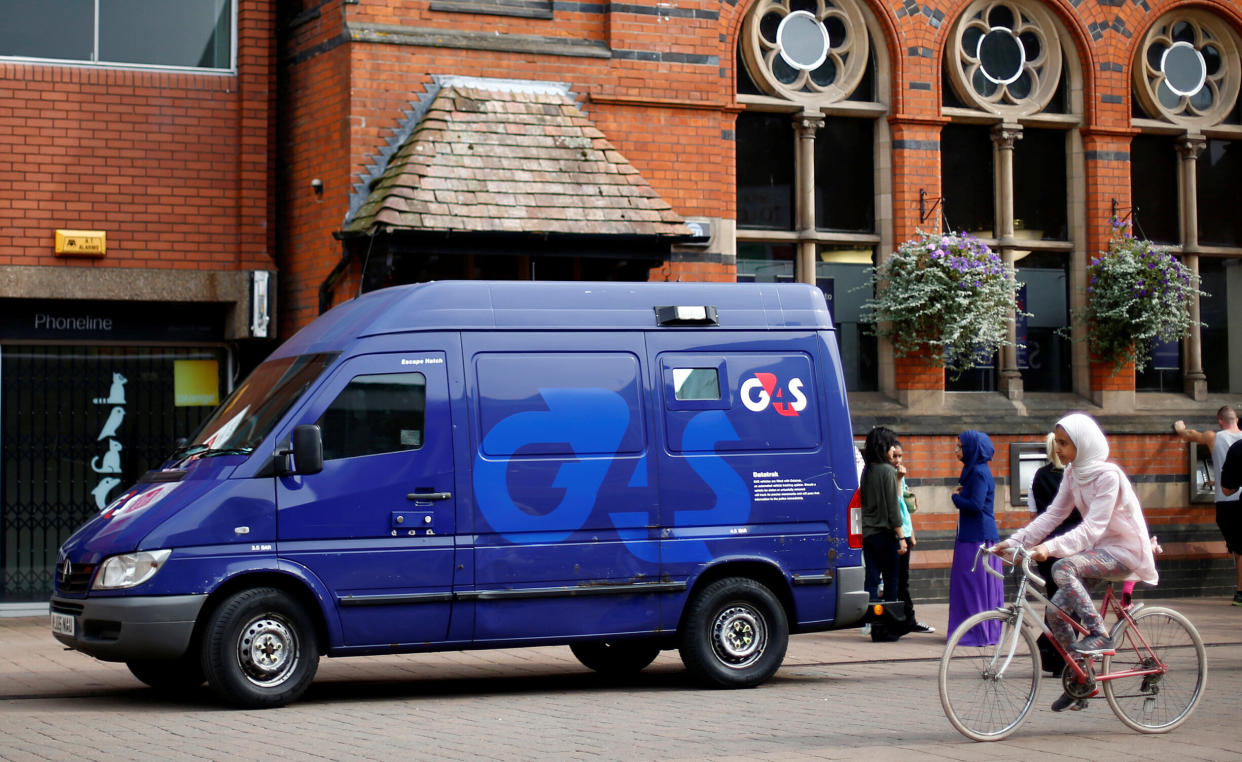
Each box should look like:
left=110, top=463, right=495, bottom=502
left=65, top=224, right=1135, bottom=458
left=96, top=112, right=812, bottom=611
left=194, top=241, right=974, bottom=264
left=50, top=612, right=75, bottom=637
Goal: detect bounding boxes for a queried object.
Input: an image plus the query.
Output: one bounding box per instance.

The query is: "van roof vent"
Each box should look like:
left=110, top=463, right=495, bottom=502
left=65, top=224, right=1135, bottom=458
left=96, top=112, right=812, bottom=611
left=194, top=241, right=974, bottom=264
left=655, top=305, right=719, bottom=326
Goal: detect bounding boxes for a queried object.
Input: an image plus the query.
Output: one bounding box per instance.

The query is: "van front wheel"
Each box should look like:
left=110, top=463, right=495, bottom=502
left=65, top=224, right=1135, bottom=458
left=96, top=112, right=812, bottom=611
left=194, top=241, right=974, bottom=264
left=679, top=577, right=788, bottom=688
left=202, top=587, right=319, bottom=708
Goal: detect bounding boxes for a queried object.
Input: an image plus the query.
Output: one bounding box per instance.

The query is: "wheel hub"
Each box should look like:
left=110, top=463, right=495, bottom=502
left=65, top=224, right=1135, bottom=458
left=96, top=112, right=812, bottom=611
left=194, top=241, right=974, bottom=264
left=238, top=616, right=299, bottom=687
left=712, top=604, right=767, bottom=668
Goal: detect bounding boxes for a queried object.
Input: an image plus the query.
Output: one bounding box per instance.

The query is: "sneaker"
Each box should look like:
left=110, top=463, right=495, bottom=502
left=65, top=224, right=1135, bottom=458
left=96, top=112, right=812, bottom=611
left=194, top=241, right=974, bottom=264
left=861, top=623, right=871, bottom=636
left=1051, top=692, right=1086, bottom=712
left=1070, top=633, right=1115, bottom=655
left=1051, top=689, right=1097, bottom=713
left=909, top=621, right=936, bottom=634
left=1232, top=590, right=1242, bottom=607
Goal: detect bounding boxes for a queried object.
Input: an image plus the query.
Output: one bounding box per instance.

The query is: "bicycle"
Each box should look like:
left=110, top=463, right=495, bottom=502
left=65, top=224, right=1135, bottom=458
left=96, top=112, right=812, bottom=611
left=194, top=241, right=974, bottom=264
left=938, top=545, right=1207, bottom=742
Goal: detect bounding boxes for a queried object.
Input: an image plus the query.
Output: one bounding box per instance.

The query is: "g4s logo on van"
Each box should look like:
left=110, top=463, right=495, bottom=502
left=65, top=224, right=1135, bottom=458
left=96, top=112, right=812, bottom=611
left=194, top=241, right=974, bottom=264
left=741, top=372, right=807, bottom=417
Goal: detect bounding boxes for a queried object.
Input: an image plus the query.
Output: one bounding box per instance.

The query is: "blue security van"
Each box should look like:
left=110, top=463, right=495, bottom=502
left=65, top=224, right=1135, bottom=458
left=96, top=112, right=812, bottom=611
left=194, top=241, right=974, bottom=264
left=51, top=281, right=866, bottom=707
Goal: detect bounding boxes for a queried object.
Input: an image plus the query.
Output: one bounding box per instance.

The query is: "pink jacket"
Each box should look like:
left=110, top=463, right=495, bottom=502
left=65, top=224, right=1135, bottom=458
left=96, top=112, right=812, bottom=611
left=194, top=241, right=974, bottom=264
left=1009, top=462, right=1158, bottom=585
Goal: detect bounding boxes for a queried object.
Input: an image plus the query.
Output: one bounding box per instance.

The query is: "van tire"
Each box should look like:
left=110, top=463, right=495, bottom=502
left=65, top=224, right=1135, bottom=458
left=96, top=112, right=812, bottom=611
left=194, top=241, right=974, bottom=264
left=127, top=655, right=204, bottom=691
left=679, top=577, right=788, bottom=688
left=201, top=587, right=319, bottom=708
left=570, top=641, right=661, bottom=675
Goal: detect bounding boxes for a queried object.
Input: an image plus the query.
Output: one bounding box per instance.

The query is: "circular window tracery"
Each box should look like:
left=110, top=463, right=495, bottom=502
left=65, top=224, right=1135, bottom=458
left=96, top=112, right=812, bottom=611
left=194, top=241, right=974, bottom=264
left=1134, top=11, right=1240, bottom=126
left=946, top=0, right=1062, bottom=117
left=741, top=0, right=869, bottom=104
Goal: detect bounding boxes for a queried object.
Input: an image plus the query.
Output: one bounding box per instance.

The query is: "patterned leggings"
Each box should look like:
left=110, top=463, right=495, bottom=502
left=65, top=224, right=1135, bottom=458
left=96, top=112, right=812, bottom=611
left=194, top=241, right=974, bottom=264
left=1047, top=549, right=1130, bottom=649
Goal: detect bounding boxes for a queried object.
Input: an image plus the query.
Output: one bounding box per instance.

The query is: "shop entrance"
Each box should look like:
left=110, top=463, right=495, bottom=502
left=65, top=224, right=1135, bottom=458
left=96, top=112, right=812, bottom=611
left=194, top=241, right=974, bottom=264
left=0, top=346, right=228, bottom=603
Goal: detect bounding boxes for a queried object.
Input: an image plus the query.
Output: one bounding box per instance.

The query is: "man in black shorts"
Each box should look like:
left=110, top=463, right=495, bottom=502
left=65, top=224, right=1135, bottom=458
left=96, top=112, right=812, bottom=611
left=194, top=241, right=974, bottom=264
left=1216, top=436, right=1242, bottom=605
left=1175, top=407, right=1242, bottom=605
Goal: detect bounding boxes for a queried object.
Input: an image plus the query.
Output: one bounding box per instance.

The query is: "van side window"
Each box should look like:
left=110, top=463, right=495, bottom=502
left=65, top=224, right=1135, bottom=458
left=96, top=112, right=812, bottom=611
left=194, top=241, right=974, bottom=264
left=672, top=368, right=720, bottom=401
left=316, top=372, right=426, bottom=460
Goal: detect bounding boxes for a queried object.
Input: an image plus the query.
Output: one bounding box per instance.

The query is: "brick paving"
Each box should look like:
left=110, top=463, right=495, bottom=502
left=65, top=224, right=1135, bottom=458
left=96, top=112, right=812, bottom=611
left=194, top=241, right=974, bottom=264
left=0, top=595, right=1239, bottom=760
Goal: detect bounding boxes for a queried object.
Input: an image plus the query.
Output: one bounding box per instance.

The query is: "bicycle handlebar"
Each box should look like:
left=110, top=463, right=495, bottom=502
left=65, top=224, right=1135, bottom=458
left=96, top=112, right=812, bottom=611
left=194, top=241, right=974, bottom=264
left=972, top=544, right=1046, bottom=588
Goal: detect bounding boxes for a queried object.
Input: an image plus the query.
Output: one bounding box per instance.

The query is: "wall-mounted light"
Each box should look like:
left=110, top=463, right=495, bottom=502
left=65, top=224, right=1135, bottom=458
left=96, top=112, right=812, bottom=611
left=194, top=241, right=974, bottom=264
left=311, top=178, right=323, bottom=197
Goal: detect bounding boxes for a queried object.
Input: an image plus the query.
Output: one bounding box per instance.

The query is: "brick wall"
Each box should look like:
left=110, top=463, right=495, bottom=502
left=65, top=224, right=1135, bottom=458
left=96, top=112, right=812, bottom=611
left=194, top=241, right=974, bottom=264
left=0, top=2, right=275, bottom=275
left=275, top=0, right=1240, bottom=592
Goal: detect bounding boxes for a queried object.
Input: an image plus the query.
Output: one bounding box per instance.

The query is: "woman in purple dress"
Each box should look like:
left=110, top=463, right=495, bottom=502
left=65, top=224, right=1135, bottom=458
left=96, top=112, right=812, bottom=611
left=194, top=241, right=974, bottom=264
left=946, top=430, right=1003, bottom=645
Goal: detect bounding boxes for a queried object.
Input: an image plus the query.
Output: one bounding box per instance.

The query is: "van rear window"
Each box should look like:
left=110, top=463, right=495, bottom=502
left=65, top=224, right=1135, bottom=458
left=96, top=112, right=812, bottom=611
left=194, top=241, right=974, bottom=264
left=663, top=353, right=821, bottom=453
left=672, top=368, right=721, bottom=401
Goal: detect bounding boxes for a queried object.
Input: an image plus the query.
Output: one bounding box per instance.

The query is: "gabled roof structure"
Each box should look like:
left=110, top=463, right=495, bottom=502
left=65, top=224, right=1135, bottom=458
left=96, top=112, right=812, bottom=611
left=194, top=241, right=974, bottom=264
left=346, top=77, right=690, bottom=239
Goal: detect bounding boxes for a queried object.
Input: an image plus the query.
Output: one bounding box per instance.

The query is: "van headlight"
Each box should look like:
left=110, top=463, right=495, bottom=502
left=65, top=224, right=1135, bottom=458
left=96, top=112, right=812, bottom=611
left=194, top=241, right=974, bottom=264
left=91, top=549, right=172, bottom=590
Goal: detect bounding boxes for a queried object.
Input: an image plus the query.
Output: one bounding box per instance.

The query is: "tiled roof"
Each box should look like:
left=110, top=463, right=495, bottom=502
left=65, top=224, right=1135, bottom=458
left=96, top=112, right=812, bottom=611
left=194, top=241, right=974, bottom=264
left=346, top=79, right=690, bottom=238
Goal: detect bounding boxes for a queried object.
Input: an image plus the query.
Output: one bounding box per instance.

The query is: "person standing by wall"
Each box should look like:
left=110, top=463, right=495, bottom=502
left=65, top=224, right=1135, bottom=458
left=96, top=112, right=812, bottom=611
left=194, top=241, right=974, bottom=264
left=1174, top=406, right=1242, bottom=605
left=1026, top=431, right=1079, bottom=674
left=1221, top=438, right=1242, bottom=497
left=860, top=426, right=908, bottom=641
left=947, top=430, right=1003, bottom=646
left=891, top=443, right=935, bottom=634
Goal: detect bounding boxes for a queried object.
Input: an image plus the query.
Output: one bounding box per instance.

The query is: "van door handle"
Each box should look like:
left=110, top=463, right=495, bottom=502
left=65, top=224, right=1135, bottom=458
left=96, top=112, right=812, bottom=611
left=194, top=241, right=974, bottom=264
left=407, top=491, right=452, bottom=501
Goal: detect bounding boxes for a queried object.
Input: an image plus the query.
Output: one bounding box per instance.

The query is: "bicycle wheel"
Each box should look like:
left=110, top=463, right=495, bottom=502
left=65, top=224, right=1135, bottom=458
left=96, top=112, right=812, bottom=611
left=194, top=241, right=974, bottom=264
left=1103, top=606, right=1207, bottom=733
left=939, top=609, right=1041, bottom=742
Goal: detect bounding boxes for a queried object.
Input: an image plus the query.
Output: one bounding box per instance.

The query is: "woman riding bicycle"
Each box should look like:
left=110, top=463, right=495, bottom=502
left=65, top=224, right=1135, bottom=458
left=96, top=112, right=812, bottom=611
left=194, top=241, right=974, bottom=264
left=993, top=413, right=1158, bottom=712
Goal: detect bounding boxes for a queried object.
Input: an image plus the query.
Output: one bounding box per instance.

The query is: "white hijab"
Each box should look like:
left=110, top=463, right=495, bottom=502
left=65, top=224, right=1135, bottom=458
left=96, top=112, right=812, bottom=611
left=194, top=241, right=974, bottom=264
left=1058, top=413, right=1111, bottom=486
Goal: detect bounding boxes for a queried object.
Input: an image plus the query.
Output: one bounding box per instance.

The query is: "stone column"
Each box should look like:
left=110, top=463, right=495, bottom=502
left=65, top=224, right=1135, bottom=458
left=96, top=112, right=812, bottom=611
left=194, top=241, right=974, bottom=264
left=1177, top=134, right=1207, bottom=400
left=993, top=122, right=1024, bottom=400
left=795, top=110, right=824, bottom=286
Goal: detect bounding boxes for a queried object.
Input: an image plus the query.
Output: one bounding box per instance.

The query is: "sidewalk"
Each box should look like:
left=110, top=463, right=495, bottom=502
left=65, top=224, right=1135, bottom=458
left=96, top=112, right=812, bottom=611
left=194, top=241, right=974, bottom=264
left=1, top=593, right=1237, bottom=701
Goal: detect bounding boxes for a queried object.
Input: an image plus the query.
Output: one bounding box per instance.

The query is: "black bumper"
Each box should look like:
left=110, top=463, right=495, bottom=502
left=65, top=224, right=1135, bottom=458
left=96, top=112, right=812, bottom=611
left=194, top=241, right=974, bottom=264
left=50, top=594, right=207, bottom=662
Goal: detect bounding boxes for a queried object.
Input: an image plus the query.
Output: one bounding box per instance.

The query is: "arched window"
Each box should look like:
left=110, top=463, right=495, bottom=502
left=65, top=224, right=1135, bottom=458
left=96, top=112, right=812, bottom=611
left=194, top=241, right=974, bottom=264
left=1131, top=10, right=1242, bottom=395
left=735, top=0, right=890, bottom=392
left=941, top=0, right=1081, bottom=395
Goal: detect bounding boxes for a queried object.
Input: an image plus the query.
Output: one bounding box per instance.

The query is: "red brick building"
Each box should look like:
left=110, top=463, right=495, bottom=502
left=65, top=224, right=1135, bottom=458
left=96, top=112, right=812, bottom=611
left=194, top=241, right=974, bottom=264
left=0, top=2, right=278, bottom=606
left=2, top=0, right=1239, bottom=606
left=278, top=0, right=1242, bottom=598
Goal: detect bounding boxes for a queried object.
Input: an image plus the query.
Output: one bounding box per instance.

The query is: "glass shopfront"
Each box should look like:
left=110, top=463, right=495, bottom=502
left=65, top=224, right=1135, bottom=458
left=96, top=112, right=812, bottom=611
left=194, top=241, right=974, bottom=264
left=0, top=300, right=231, bottom=605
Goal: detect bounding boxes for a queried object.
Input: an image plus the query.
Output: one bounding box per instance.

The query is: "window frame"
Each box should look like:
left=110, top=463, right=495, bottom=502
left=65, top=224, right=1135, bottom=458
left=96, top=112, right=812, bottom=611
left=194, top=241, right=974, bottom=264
left=316, top=371, right=429, bottom=462
left=0, top=0, right=237, bottom=74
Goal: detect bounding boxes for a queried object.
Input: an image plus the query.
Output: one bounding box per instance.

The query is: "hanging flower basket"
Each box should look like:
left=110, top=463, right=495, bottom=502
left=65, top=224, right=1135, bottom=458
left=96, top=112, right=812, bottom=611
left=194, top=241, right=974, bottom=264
left=861, top=230, right=1024, bottom=377
left=1072, top=218, right=1205, bottom=373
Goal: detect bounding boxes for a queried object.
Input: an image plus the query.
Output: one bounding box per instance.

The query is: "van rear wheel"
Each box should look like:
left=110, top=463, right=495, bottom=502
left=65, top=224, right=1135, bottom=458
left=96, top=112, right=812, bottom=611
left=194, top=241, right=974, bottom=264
left=679, top=577, right=788, bottom=688
left=202, top=587, right=319, bottom=708
left=570, top=641, right=661, bottom=675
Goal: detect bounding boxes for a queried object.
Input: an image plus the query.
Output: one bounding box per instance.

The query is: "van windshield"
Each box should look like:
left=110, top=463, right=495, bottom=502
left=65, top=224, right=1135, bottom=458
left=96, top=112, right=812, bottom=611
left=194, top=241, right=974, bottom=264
left=182, top=353, right=338, bottom=456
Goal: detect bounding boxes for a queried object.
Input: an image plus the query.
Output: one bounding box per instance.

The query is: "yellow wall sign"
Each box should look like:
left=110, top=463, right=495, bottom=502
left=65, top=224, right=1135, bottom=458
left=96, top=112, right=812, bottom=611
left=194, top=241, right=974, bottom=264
left=54, top=230, right=107, bottom=256
left=174, top=360, right=220, bottom=407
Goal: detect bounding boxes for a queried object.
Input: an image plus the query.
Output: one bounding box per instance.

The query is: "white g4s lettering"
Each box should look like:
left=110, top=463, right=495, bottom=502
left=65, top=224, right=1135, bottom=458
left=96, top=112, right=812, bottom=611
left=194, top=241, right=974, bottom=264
left=783, top=378, right=808, bottom=411
left=741, top=377, right=768, bottom=411
left=741, top=375, right=808, bottom=414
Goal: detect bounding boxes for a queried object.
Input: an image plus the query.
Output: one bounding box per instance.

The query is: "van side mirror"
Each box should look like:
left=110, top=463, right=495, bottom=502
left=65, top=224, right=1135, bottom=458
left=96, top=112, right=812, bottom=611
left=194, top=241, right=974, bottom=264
left=289, top=424, right=323, bottom=475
